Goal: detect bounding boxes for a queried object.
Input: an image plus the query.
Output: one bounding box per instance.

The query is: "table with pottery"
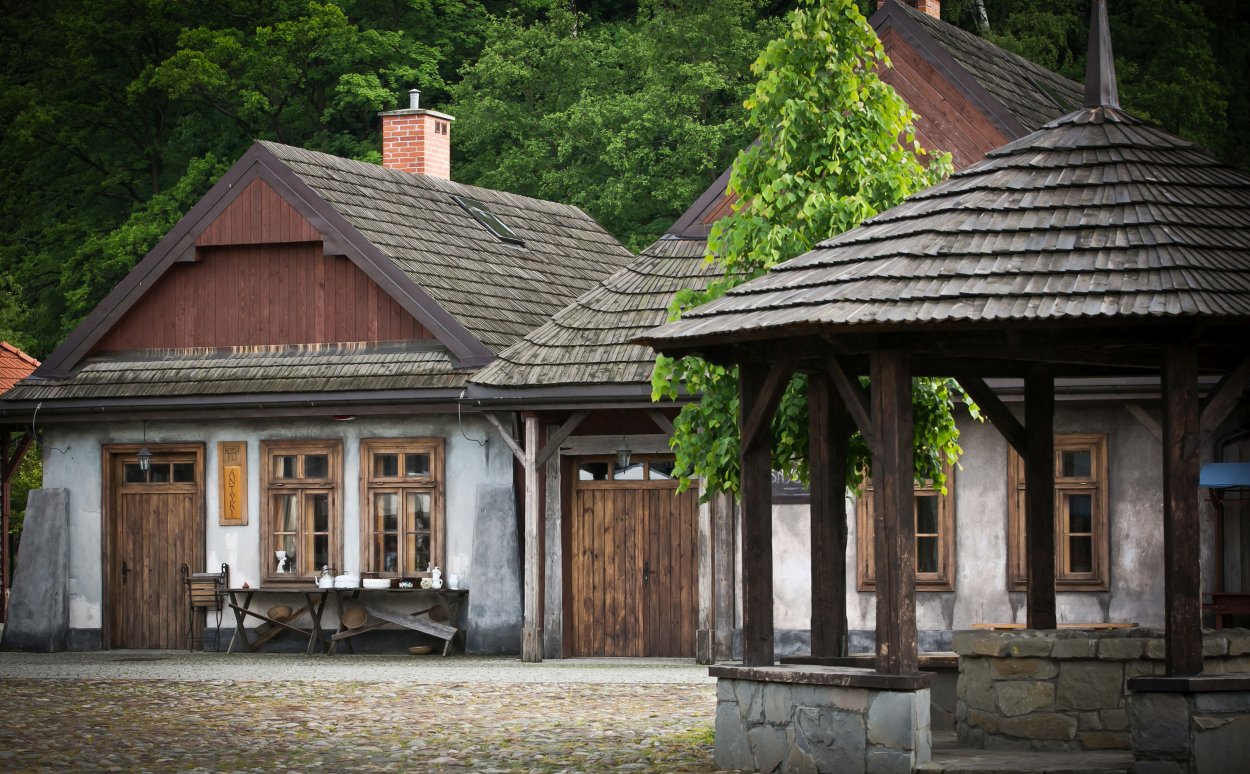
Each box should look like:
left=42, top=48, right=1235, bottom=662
left=321, top=567, right=469, bottom=656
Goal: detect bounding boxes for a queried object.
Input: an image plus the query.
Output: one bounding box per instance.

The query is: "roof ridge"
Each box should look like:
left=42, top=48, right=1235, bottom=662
left=0, top=341, right=39, bottom=367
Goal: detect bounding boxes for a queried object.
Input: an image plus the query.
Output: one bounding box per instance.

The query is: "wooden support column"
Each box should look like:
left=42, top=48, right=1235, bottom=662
left=521, top=414, right=543, bottom=662
left=738, top=361, right=783, bottom=667
left=870, top=351, right=917, bottom=675
left=808, top=372, right=851, bottom=658
left=1025, top=365, right=1057, bottom=631
left=1162, top=343, right=1203, bottom=676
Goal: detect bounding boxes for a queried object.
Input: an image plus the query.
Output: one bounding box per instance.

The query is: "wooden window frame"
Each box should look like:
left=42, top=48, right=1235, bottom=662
left=1008, top=433, right=1110, bottom=592
left=572, top=455, right=681, bottom=489
left=359, top=438, right=445, bottom=578
left=856, top=466, right=956, bottom=592
left=260, top=439, right=342, bottom=585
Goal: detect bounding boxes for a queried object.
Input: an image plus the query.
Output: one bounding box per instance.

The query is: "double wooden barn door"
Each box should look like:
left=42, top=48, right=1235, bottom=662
left=105, top=445, right=205, bottom=649
left=569, top=457, right=699, bottom=657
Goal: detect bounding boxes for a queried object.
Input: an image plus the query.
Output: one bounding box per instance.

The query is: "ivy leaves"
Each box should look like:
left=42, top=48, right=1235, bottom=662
left=653, top=0, right=963, bottom=498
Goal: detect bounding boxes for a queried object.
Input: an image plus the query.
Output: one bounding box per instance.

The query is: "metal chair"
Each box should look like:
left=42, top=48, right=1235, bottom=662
left=181, top=562, right=229, bottom=651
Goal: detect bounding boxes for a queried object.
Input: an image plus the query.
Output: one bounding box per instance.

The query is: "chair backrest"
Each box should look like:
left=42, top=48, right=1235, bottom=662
left=182, top=562, right=229, bottom=610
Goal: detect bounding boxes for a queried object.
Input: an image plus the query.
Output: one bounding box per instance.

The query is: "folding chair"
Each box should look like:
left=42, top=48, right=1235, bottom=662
left=182, top=562, right=229, bottom=651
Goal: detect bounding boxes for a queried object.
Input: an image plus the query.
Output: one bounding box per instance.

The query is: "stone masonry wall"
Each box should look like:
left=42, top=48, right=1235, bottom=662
left=1130, top=687, right=1250, bottom=773
left=951, top=628, right=1250, bottom=752
left=715, top=677, right=931, bottom=773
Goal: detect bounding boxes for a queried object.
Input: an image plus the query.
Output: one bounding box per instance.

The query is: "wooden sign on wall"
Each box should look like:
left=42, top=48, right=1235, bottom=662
left=218, top=441, right=248, bottom=526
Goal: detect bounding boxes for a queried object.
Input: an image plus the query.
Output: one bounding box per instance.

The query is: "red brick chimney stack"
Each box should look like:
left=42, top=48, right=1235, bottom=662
left=379, top=89, right=454, bottom=180
left=877, top=0, right=941, bottom=19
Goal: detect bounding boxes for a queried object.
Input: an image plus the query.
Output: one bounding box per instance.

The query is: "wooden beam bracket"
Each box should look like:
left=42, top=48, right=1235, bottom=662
left=483, top=412, right=525, bottom=463
left=535, top=411, right=587, bottom=468
left=740, top=354, right=797, bottom=451
left=1201, top=353, right=1250, bottom=436
left=824, top=356, right=877, bottom=459
left=956, top=376, right=1027, bottom=456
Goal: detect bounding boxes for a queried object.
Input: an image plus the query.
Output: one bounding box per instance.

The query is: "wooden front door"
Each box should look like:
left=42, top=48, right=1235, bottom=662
left=105, top=445, right=205, bottom=649
left=569, top=457, right=699, bottom=657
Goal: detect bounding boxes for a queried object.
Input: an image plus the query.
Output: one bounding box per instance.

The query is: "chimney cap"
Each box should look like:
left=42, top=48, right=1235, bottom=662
left=409, top=88, right=421, bottom=110
left=378, top=87, right=455, bottom=120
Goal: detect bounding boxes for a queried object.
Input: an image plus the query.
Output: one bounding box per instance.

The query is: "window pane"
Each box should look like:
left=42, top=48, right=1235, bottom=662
left=277, top=494, right=298, bottom=532
left=382, top=534, right=398, bottom=572
left=649, top=461, right=676, bottom=480
left=281, top=534, right=297, bottom=564
left=579, top=462, right=609, bottom=480
left=309, top=494, right=329, bottom=532
left=124, top=463, right=146, bottom=483
left=172, top=462, right=195, bottom=483
left=1068, top=494, right=1093, bottom=534
left=304, top=454, right=329, bottom=479
left=917, top=536, right=939, bottom=574
left=405, top=534, right=430, bottom=573
left=274, top=455, right=297, bottom=479
left=313, top=535, right=329, bottom=571
left=614, top=462, right=645, bottom=480
left=408, top=492, right=431, bottom=532
left=405, top=454, right=431, bottom=477
left=148, top=463, right=171, bottom=483
left=1062, top=450, right=1092, bottom=478
left=916, top=496, right=939, bottom=535
left=1070, top=536, right=1093, bottom=573
left=376, top=493, right=399, bottom=532
left=373, top=453, right=399, bottom=478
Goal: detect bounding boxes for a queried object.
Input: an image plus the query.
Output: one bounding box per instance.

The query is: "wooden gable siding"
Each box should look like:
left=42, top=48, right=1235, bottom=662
left=701, top=191, right=738, bottom=225
left=93, top=243, right=432, bottom=351
left=196, top=178, right=321, bottom=246
left=879, top=28, right=1010, bottom=170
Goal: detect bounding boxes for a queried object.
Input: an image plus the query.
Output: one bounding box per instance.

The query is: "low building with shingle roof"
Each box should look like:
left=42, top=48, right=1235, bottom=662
left=0, top=100, right=632, bottom=655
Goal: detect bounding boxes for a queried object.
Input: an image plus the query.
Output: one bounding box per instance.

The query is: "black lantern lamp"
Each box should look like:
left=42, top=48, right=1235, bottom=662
left=137, top=421, right=152, bottom=473
left=616, top=435, right=632, bottom=470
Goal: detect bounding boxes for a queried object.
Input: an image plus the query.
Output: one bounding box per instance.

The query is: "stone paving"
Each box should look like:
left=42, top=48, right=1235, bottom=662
left=0, top=652, right=730, bottom=772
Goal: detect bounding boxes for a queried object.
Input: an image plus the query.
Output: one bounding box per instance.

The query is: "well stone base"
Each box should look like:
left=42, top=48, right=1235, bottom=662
left=1127, top=675, right=1250, bottom=774
left=712, top=665, right=931, bottom=773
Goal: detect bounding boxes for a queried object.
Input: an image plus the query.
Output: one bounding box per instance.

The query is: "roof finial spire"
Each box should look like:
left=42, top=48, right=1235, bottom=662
left=1084, top=0, right=1119, bottom=109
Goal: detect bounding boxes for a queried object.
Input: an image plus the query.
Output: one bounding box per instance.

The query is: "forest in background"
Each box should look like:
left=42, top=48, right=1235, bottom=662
left=2, top=0, right=1247, bottom=359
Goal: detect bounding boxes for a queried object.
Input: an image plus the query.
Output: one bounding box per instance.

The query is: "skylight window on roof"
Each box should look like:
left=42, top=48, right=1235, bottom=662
left=454, top=196, right=524, bottom=245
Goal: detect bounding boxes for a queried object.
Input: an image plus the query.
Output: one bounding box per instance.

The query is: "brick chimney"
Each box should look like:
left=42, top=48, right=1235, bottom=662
left=878, top=0, right=940, bottom=18
left=379, top=89, right=454, bottom=179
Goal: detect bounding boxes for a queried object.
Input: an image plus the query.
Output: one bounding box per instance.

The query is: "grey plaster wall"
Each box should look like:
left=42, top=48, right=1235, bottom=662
left=767, top=403, right=1172, bottom=650
left=39, top=413, right=514, bottom=644
left=465, top=483, right=522, bottom=654
left=1, top=489, right=70, bottom=651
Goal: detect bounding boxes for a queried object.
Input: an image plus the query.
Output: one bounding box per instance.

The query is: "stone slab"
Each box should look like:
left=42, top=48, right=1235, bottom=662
left=464, top=484, right=522, bottom=655
left=710, top=664, right=932, bottom=690
left=1, top=489, right=70, bottom=653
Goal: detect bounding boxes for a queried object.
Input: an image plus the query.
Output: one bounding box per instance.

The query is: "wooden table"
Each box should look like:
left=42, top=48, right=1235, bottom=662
left=327, top=588, right=468, bottom=656
left=223, top=587, right=332, bottom=655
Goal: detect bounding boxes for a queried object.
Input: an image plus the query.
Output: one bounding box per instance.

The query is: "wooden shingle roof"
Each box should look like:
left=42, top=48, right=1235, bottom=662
left=641, top=106, right=1250, bottom=351
left=894, top=2, right=1083, bottom=131
left=3, top=344, right=467, bottom=404
left=260, top=142, right=634, bottom=354
left=470, top=237, right=719, bottom=393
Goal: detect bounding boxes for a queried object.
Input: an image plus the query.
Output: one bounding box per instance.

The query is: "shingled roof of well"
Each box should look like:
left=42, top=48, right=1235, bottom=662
left=641, top=106, right=1250, bottom=348
left=897, top=2, right=1084, bottom=130
left=0, top=342, right=38, bottom=393
left=2, top=345, right=468, bottom=402
left=259, top=141, right=635, bottom=354
left=471, top=236, right=720, bottom=389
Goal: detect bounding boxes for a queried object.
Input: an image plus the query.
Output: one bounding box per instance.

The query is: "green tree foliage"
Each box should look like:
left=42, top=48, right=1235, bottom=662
left=651, top=0, right=962, bottom=498
left=450, top=0, right=781, bottom=249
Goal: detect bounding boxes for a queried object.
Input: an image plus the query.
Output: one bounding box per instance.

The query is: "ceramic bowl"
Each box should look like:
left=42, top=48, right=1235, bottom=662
left=408, top=645, right=433, bottom=655
left=341, top=605, right=368, bottom=629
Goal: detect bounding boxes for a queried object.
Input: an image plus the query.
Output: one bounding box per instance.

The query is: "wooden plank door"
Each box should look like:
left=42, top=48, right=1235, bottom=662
left=106, top=445, right=204, bottom=649
left=569, top=458, right=698, bottom=657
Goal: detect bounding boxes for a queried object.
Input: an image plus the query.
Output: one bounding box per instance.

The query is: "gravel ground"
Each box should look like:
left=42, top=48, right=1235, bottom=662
left=0, top=652, right=729, bottom=772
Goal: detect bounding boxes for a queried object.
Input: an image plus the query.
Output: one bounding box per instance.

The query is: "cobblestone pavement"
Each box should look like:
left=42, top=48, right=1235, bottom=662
left=0, top=653, right=730, bottom=773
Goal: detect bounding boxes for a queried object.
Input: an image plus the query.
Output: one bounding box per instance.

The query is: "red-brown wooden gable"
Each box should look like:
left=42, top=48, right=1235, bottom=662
left=93, top=243, right=432, bottom=351
left=196, top=178, right=321, bottom=246
left=879, top=28, right=1010, bottom=170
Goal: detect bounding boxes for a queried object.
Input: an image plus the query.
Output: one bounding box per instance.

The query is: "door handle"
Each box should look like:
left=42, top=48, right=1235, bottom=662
left=643, top=561, right=651, bottom=586
left=121, top=561, right=129, bottom=585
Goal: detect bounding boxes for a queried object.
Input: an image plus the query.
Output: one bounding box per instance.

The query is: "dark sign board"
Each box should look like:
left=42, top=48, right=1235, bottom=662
left=771, top=470, right=810, bottom=503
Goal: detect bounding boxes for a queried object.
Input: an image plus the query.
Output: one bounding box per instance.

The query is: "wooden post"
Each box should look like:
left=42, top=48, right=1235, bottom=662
left=1025, top=366, right=1057, bottom=630
left=739, top=362, right=775, bottom=666
left=542, top=423, right=563, bottom=659
left=696, top=480, right=715, bottom=664
left=713, top=490, right=737, bottom=661
left=521, top=414, right=543, bottom=662
left=1162, top=343, right=1203, bottom=676
left=870, top=351, right=917, bottom=674
left=809, top=372, right=851, bottom=657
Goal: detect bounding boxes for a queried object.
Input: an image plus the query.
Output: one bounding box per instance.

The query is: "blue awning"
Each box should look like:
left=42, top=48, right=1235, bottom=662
left=1200, top=462, right=1250, bottom=489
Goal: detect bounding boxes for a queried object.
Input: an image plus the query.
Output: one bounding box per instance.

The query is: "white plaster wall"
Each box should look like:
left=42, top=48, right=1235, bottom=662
left=42, top=413, right=510, bottom=632
left=770, top=403, right=1172, bottom=636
